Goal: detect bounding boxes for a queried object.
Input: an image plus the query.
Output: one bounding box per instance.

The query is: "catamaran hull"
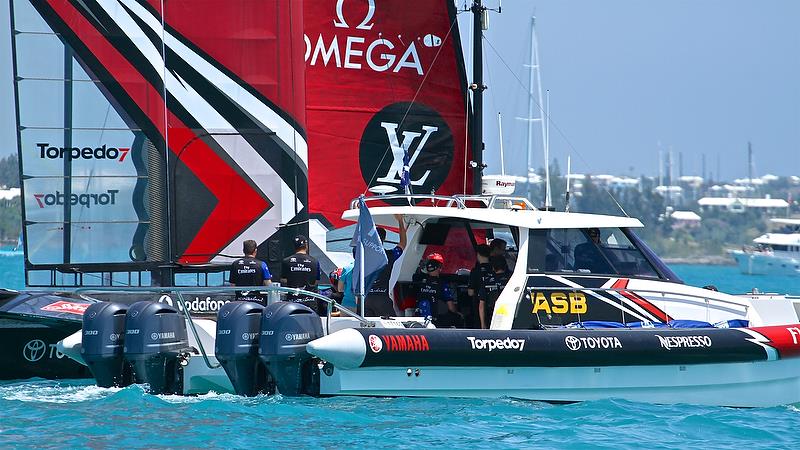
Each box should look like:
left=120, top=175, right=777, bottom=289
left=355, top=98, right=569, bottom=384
left=0, top=318, right=91, bottom=380
left=318, top=359, right=800, bottom=407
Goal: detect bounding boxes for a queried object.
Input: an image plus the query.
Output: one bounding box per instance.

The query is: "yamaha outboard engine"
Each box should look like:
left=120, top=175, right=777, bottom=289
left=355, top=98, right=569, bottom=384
left=81, top=302, right=132, bottom=388
left=123, top=301, right=191, bottom=394
left=215, top=301, right=270, bottom=396
left=258, top=302, right=324, bottom=396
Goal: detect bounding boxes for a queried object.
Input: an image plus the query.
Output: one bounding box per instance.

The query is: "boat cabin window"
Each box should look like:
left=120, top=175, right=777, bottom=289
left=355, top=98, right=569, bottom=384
left=419, top=219, right=518, bottom=274
left=527, top=227, right=662, bottom=279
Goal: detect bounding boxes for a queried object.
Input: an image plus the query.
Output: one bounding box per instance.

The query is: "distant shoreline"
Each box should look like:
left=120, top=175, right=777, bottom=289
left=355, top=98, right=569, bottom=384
left=663, top=256, right=735, bottom=266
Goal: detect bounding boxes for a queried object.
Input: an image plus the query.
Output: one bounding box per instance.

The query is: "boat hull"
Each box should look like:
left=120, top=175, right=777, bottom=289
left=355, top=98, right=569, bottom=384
left=0, top=317, right=90, bottom=380
left=309, top=326, right=800, bottom=407
left=731, top=250, right=800, bottom=276
left=319, top=359, right=800, bottom=407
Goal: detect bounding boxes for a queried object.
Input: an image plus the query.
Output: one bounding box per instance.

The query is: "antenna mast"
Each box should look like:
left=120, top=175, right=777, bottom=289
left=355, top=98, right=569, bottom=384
left=520, top=15, right=546, bottom=202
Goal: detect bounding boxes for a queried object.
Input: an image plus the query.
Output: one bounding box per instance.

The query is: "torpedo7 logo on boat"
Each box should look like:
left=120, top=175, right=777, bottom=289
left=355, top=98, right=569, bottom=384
left=467, top=337, right=526, bottom=352
left=33, top=190, right=119, bottom=209
left=37, top=143, right=130, bottom=162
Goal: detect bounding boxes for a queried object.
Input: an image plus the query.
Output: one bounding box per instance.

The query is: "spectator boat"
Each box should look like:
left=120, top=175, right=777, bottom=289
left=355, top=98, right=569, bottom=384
left=730, top=218, right=800, bottom=276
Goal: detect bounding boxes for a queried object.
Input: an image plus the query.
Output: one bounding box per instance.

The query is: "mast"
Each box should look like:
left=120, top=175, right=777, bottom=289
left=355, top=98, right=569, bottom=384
left=470, top=1, right=486, bottom=194
left=521, top=15, right=546, bottom=202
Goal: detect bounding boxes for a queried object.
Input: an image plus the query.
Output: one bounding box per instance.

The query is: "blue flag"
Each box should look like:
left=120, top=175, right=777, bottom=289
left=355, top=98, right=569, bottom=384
left=350, top=196, right=389, bottom=297
left=400, top=149, right=411, bottom=195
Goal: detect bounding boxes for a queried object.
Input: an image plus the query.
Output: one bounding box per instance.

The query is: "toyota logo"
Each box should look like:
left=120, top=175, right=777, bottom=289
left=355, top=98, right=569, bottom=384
left=565, top=336, right=581, bottom=351
left=23, top=339, right=47, bottom=362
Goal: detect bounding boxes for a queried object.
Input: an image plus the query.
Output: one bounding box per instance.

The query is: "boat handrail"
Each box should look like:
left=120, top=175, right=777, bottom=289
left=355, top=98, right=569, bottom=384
left=72, top=285, right=368, bottom=370
left=350, top=194, right=537, bottom=211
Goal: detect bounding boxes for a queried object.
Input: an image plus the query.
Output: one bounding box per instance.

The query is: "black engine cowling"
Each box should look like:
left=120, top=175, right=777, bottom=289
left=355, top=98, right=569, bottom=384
left=258, top=302, right=324, bottom=396
left=81, top=302, right=132, bottom=388
left=214, top=301, right=271, bottom=396
left=123, top=301, right=190, bottom=394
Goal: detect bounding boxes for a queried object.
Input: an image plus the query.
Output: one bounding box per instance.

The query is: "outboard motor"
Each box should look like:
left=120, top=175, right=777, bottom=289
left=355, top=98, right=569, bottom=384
left=258, top=302, right=324, bottom=396
left=123, top=301, right=191, bottom=394
left=215, top=301, right=270, bottom=396
left=81, top=302, right=132, bottom=388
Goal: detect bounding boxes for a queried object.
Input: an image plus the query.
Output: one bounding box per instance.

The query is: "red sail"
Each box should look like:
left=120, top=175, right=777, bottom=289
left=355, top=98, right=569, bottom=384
left=304, top=0, right=473, bottom=229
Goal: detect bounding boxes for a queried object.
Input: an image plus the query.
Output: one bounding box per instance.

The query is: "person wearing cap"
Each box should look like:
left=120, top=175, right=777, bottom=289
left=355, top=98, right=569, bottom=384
left=361, top=214, right=407, bottom=317
left=413, top=252, right=462, bottom=327
left=229, top=239, right=271, bottom=304
left=573, top=228, right=612, bottom=274
left=280, top=235, right=322, bottom=313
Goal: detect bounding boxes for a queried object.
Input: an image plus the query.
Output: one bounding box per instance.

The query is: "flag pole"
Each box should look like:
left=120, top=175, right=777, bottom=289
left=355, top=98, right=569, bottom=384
left=359, top=239, right=365, bottom=317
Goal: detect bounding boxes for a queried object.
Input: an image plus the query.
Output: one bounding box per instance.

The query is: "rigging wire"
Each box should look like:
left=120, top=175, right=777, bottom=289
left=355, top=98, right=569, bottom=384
left=481, top=36, right=630, bottom=217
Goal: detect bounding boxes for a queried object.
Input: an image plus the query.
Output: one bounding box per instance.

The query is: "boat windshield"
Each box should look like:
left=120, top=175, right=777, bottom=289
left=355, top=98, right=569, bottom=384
left=527, top=227, right=681, bottom=281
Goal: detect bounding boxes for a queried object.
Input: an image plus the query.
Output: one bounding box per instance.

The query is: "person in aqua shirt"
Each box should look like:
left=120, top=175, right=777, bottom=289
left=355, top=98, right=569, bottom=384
left=337, top=261, right=356, bottom=309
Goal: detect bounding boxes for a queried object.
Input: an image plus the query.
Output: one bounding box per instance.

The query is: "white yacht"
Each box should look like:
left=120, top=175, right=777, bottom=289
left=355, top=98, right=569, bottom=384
left=730, top=218, right=800, bottom=276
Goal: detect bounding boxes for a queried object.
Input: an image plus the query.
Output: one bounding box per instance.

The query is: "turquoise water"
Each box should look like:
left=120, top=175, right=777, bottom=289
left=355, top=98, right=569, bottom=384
left=1, top=253, right=800, bottom=448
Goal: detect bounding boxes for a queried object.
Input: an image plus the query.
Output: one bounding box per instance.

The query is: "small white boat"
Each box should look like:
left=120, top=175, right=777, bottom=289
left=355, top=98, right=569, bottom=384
left=730, top=218, right=800, bottom=276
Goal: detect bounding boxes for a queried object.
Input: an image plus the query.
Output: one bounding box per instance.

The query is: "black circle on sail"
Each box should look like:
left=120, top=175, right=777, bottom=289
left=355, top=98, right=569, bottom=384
left=359, top=102, right=454, bottom=203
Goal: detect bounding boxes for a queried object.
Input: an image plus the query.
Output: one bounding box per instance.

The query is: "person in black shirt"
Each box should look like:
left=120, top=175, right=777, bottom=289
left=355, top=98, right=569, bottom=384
left=361, top=214, right=407, bottom=317
left=574, top=228, right=612, bottom=274
left=480, top=255, right=510, bottom=329
left=468, top=244, right=493, bottom=329
left=280, top=235, right=322, bottom=314
left=229, top=239, right=271, bottom=304
left=413, top=253, right=462, bottom=327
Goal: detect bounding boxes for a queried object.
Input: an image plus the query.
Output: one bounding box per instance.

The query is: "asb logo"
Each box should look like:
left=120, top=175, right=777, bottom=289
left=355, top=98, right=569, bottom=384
left=360, top=102, right=453, bottom=200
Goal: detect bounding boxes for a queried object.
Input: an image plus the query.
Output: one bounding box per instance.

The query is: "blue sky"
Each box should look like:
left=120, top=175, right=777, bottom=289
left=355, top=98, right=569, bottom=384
left=1, top=0, right=798, bottom=179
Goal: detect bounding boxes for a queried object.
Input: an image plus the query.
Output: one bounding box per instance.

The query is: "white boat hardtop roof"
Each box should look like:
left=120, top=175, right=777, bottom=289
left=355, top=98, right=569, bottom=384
left=341, top=194, right=644, bottom=229
left=770, top=218, right=800, bottom=226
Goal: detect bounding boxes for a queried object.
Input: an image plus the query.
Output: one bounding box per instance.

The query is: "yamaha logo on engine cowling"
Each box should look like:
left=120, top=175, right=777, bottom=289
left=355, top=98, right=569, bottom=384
left=359, top=102, right=453, bottom=202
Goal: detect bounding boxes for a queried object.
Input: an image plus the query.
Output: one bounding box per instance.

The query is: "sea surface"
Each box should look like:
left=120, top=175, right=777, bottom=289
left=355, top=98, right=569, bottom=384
left=1, top=251, right=800, bottom=448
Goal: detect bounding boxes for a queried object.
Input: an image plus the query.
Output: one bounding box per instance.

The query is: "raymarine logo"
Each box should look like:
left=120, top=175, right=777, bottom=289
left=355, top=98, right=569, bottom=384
left=564, top=335, right=623, bottom=351
left=655, top=335, right=712, bottom=350
left=496, top=180, right=515, bottom=188
left=304, top=0, right=439, bottom=76
left=285, top=332, right=311, bottom=342
left=33, top=189, right=119, bottom=209
left=360, top=103, right=453, bottom=199
left=467, top=336, right=526, bottom=352
left=37, top=143, right=130, bottom=162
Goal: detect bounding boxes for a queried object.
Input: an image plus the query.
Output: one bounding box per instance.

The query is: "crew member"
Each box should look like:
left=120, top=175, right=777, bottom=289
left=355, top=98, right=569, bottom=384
left=361, top=214, right=407, bottom=317
left=413, top=253, right=462, bottom=327
left=480, top=255, right=510, bottom=329
left=337, top=261, right=356, bottom=309
left=280, top=235, right=322, bottom=313
left=574, top=228, right=612, bottom=273
left=229, top=239, right=271, bottom=304
left=467, top=244, right=493, bottom=328
left=489, top=238, right=512, bottom=272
